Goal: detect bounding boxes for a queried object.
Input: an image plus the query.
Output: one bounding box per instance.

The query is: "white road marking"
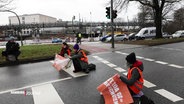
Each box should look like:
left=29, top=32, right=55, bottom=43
left=115, top=51, right=184, bottom=69
left=115, top=51, right=128, bottom=55
left=155, top=61, right=168, bottom=65
left=136, top=56, right=144, bottom=59
left=106, top=63, right=117, bottom=68
left=101, top=60, right=110, bottom=64
left=92, top=56, right=99, bottom=58
left=155, top=89, right=183, bottom=102
left=114, top=67, right=126, bottom=72
left=144, top=58, right=155, bottom=62
left=143, top=80, right=156, bottom=88
left=93, top=56, right=103, bottom=61
left=122, top=72, right=128, bottom=76
left=63, top=63, right=88, bottom=78
left=0, top=77, right=72, bottom=95
left=50, top=61, right=88, bottom=78
left=32, top=84, right=64, bottom=104
left=169, top=64, right=184, bottom=69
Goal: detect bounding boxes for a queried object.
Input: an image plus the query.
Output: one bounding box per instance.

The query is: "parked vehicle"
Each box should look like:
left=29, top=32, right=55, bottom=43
left=106, top=34, right=128, bottom=42
left=100, top=35, right=111, bottom=42
left=135, top=27, right=156, bottom=40
left=128, top=33, right=136, bottom=40
left=163, top=32, right=172, bottom=39
left=172, top=30, right=184, bottom=38
left=52, top=38, right=62, bottom=43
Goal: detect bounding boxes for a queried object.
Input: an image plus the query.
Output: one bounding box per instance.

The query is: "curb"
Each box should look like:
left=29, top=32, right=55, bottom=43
left=0, top=57, right=54, bottom=67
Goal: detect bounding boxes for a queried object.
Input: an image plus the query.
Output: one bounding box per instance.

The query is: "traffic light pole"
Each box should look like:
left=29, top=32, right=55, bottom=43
left=111, top=0, right=114, bottom=48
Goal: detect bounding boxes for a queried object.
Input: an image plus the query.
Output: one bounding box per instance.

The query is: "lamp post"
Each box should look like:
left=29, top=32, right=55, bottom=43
left=1, top=10, right=23, bottom=46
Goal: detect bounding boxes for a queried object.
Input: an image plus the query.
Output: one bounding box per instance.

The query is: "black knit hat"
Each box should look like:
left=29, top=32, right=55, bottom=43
left=126, top=52, right=136, bottom=64
left=63, top=42, right=67, bottom=46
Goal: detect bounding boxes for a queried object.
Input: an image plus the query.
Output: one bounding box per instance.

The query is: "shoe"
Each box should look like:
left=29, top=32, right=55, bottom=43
left=85, top=69, right=90, bottom=73
left=73, top=70, right=80, bottom=73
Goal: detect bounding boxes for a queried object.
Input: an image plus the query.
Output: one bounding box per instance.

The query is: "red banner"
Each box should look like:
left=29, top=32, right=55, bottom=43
left=52, top=54, right=70, bottom=71
left=97, top=74, right=133, bottom=104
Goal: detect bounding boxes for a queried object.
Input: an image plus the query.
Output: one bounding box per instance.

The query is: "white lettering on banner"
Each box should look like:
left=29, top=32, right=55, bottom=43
left=103, top=78, right=123, bottom=103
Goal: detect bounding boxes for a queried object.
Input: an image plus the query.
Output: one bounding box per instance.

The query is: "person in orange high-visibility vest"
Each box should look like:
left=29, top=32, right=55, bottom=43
left=120, top=52, right=144, bottom=95
left=59, top=42, right=71, bottom=57
left=70, top=43, right=89, bottom=73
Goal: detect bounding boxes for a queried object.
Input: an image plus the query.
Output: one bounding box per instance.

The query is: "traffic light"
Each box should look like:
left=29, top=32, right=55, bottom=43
left=106, top=7, right=110, bottom=19
left=112, top=10, right=117, bottom=19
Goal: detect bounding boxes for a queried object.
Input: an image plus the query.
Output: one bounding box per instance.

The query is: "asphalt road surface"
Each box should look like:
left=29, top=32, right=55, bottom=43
left=0, top=42, right=184, bottom=104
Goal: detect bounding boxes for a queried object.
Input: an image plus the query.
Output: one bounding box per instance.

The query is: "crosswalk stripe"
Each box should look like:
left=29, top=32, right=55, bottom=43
left=114, top=67, right=126, bottom=72
left=122, top=72, right=128, bottom=76
left=169, top=64, right=184, bottom=69
left=106, top=63, right=117, bottom=68
left=144, top=58, right=155, bottom=62
left=136, top=56, right=144, bottom=59
left=0, top=77, right=72, bottom=95
left=144, top=80, right=156, bottom=88
left=50, top=61, right=88, bottom=78
left=32, top=84, right=64, bottom=104
left=155, top=61, right=168, bottom=65
left=155, top=89, right=183, bottom=102
left=101, top=60, right=110, bottom=64
left=115, top=51, right=184, bottom=70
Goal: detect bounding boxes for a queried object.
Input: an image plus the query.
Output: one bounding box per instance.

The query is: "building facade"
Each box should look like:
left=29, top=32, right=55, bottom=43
left=9, top=14, right=57, bottom=25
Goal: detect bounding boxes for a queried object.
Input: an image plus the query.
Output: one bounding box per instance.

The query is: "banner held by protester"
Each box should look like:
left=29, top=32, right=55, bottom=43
left=97, top=74, right=133, bottom=104
left=52, top=54, right=70, bottom=71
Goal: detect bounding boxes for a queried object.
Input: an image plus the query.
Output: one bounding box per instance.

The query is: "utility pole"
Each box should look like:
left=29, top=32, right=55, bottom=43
left=111, top=0, right=114, bottom=48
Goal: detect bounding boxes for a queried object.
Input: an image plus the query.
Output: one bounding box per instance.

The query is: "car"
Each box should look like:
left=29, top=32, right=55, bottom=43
left=52, top=38, right=62, bottom=43
left=114, top=34, right=128, bottom=41
left=106, top=34, right=128, bottom=42
left=162, top=32, right=172, bottom=39
left=100, top=35, right=111, bottom=42
left=128, top=33, right=136, bottom=40
left=172, top=30, right=184, bottom=38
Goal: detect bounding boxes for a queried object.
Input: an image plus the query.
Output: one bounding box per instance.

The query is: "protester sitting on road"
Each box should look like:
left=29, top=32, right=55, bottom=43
left=119, top=52, right=154, bottom=104
left=59, top=42, right=71, bottom=58
left=70, top=43, right=89, bottom=73
left=119, top=52, right=144, bottom=95
left=2, top=37, right=21, bottom=61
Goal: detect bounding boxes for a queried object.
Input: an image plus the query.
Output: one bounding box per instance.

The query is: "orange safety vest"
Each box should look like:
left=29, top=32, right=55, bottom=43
left=79, top=50, right=88, bottom=63
left=127, top=67, right=144, bottom=94
left=67, top=49, right=71, bottom=56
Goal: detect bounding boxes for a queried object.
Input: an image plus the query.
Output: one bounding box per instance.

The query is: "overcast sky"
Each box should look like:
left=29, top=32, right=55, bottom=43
left=0, top=0, right=139, bottom=25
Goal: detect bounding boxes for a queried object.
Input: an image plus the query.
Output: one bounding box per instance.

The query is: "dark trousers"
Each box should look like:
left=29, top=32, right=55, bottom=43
left=72, top=58, right=83, bottom=72
left=2, top=50, right=21, bottom=60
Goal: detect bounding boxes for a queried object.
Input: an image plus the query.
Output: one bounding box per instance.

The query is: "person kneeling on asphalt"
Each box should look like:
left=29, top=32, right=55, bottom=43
left=2, top=37, right=21, bottom=61
left=70, top=43, right=89, bottom=73
left=59, top=42, right=71, bottom=58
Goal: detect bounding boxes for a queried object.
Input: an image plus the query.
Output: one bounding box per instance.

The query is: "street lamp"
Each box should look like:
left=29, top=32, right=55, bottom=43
left=0, top=10, right=23, bottom=46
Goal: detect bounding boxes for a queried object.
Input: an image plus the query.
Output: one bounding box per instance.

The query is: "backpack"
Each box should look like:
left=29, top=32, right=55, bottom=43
left=87, top=63, right=96, bottom=71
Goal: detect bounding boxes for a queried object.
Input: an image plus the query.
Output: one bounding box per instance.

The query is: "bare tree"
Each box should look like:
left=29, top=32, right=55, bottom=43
left=112, top=0, right=183, bottom=38
left=173, top=8, right=184, bottom=30
left=0, top=0, right=13, bottom=11
left=137, top=5, right=154, bottom=28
